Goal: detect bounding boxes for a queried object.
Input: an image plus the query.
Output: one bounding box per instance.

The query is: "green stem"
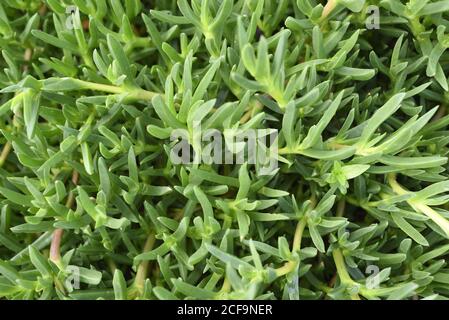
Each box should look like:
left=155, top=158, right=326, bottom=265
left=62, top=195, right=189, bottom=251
left=220, top=277, right=231, bottom=293
left=73, top=79, right=157, bottom=101
left=240, top=99, right=263, bottom=124
left=54, top=277, right=67, bottom=295
left=292, top=218, right=307, bottom=252
left=388, top=173, right=449, bottom=237
left=431, top=105, right=446, bottom=122
left=133, top=233, right=156, bottom=295
left=0, top=141, right=12, bottom=167
left=107, top=258, right=117, bottom=274
left=332, top=248, right=361, bottom=300
left=336, top=199, right=345, bottom=217
left=275, top=218, right=307, bottom=277
left=75, top=79, right=124, bottom=94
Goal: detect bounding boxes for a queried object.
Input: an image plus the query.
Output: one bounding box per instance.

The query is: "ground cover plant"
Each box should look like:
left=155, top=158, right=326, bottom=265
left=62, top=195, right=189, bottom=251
left=1, top=0, right=449, bottom=300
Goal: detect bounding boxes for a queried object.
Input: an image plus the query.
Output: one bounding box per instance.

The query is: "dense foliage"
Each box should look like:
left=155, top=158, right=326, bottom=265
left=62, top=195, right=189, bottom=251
left=1, top=0, right=449, bottom=300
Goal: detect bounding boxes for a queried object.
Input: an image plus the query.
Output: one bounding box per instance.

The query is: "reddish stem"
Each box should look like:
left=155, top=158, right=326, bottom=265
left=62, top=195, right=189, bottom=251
left=50, top=171, right=79, bottom=264
left=49, top=229, right=64, bottom=263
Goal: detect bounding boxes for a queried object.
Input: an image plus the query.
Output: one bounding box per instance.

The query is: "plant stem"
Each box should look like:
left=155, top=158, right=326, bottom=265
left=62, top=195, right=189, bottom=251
left=431, top=105, right=446, bottom=122
left=321, top=0, right=338, bottom=19
left=336, top=199, right=345, bottom=217
left=75, top=79, right=124, bottom=94
left=50, top=171, right=79, bottom=265
left=275, top=218, right=307, bottom=277
left=49, top=229, right=64, bottom=265
left=275, top=260, right=297, bottom=277
left=23, top=48, right=33, bottom=73
left=388, top=173, right=449, bottom=237
left=240, top=99, right=262, bottom=124
left=50, top=171, right=78, bottom=296
left=107, top=258, right=117, bottom=274
left=332, top=248, right=361, bottom=300
left=292, top=218, right=307, bottom=252
left=220, top=277, right=231, bottom=293
left=73, top=79, right=158, bottom=101
left=54, top=277, right=67, bottom=295
left=332, top=248, right=352, bottom=284
left=0, top=142, right=12, bottom=167
left=133, top=233, right=156, bottom=294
